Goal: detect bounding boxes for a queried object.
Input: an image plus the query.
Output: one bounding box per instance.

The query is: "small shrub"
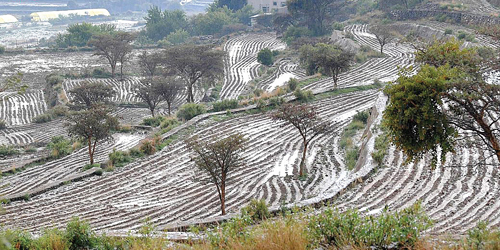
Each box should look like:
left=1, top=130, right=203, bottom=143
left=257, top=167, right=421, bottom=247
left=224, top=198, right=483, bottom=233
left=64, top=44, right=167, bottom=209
left=142, top=116, right=166, bottom=127
left=269, top=96, right=285, bottom=107
left=34, top=228, right=68, bottom=250
left=92, top=68, right=112, bottom=78
left=45, top=73, right=64, bottom=86
left=6, top=230, right=33, bottom=250
left=257, top=48, right=274, bottom=66
left=212, top=99, right=238, bottom=112
left=129, top=147, right=145, bottom=158
left=33, top=113, right=53, bottom=123
left=352, top=110, right=370, bottom=124
left=140, top=139, right=157, bottom=155
left=65, top=217, right=96, bottom=250
left=332, top=22, right=345, bottom=31
left=51, top=105, right=69, bottom=117
left=345, top=146, right=359, bottom=170
left=445, top=29, right=453, bottom=35
left=0, top=46, right=5, bottom=54
left=83, top=163, right=100, bottom=171
left=160, top=117, right=179, bottom=129
left=294, top=88, right=315, bottom=103
left=22, top=194, right=30, bottom=201
left=253, top=88, right=264, bottom=97
left=457, top=31, right=475, bottom=42
left=47, top=136, right=73, bottom=159
left=108, top=148, right=132, bottom=168
left=288, top=78, right=299, bottom=92
left=0, top=119, right=6, bottom=130
left=256, top=99, right=267, bottom=110
left=177, top=103, right=206, bottom=121
left=241, top=199, right=270, bottom=221
left=0, top=144, right=19, bottom=157
left=95, top=168, right=103, bottom=176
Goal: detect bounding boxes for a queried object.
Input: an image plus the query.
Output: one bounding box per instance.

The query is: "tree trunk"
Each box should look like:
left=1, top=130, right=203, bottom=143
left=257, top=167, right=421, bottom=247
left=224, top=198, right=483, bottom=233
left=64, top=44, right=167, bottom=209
left=150, top=107, right=155, bottom=117
left=111, top=64, right=116, bottom=78
left=88, top=137, right=93, bottom=165
left=220, top=184, right=226, bottom=215
left=187, top=84, right=194, bottom=103
left=299, top=140, right=308, bottom=177
left=380, top=44, right=384, bottom=54
left=333, top=75, right=338, bottom=89
left=475, top=116, right=500, bottom=163
left=120, top=62, right=124, bottom=80
left=167, top=102, right=171, bottom=116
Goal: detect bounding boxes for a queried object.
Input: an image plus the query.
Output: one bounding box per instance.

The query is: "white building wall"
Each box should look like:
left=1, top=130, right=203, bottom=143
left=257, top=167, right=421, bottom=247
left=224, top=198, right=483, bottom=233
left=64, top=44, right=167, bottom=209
left=247, top=0, right=288, bottom=13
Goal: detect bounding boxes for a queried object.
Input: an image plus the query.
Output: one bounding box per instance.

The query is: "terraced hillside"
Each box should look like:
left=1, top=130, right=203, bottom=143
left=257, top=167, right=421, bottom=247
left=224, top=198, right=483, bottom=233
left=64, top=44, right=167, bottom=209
left=0, top=90, right=47, bottom=126
left=0, top=90, right=380, bottom=232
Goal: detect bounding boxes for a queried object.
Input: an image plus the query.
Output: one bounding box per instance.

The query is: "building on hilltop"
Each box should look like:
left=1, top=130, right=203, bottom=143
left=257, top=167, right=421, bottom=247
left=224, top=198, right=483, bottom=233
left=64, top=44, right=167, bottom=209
left=30, top=9, right=110, bottom=22
left=247, top=0, right=288, bottom=13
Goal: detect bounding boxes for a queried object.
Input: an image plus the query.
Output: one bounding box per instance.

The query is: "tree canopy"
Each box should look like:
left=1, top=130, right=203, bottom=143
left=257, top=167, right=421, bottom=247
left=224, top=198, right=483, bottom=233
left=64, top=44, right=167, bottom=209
left=69, top=81, right=116, bottom=109
left=88, top=32, right=136, bottom=78
left=186, top=133, right=247, bottom=215
left=384, top=39, right=500, bottom=165
left=163, top=45, right=224, bottom=103
left=214, top=0, right=247, bottom=10
left=56, top=23, right=116, bottom=48
left=287, top=0, right=332, bottom=36
left=144, top=7, right=188, bottom=41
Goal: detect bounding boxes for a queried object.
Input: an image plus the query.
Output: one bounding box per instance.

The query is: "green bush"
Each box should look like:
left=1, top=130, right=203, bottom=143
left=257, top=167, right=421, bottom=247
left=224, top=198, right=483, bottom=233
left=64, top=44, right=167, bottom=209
left=0, top=144, right=19, bottom=157
left=283, top=26, right=312, bottom=45
left=257, top=48, right=274, bottom=66
left=0, top=46, right=5, bottom=54
left=287, top=78, right=299, bottom=92
left=332, top=22, right=345, bottom=31
left=241, top=199, right=270, bottom=221
left=212, top=99, right=239, bottom=112
left=65, top=217, right=96, bottom=250
left=457, top=31, right=475, bottom=42
left=345, top=146, right=359, bottom=170
left=33, top=113, right=53, bottom=123
left=129, top=147, right=145, bottom=158
left=45, top=73, right=64, bottom=86
left=308, top=202, right=433, bottom=249
left=353, top=110, right=370, bottom=124
left=177, top=103, right=206, bottom=121
left=92, top=68, right=112, bottom=78
left=3, top=230, right=33, bottom=250
left=253, top=88, right=264, bottom=97
left=95, top=168, right=103, bottom=176
left=51, top=105, right=69, bottom=117
left=140, top=139, right=157, bottom=155
left=108, top=149, right=132, bottom=168
left=445, top=29, right=453, bottom=35
left=268, top=96, right=285, bottom=107
left=83, top=163, right=101, bottom=171
left=142, top=116, right=166, bottom=127
left=47, top=136, right=73, bottom=159
left=293, top=88, right=315, bottom=103
left=34, top=228, right=68, bottom=250
left=165, top=29, right=190, bottom=45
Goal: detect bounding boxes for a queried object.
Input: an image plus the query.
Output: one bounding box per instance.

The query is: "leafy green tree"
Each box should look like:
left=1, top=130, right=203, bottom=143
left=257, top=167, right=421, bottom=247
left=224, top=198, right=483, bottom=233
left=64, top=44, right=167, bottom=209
left=287, top=0, right=332, bottom=36
left=65, top=105, right=119, bottom=165
left=163, top=45, right=224, bottom=103
left=191, top=7, right=237, bottom=36
left=300, top=43, right=354, bottom=88
left=186, top=133, right=247, bottom=215
left=257, top=48, right=274, bottom=66
left=144, top=6, right=188, bottom=41
left=271, top=103, right=330, bottom=176
left=68, top=81, right=116, bottom=109
left=135, top=78, right=163, bottom=117
left=214, top=0, right=247, bottom=10
left=164, top=29, right=190, bottom=45
left=384, top=39, right=500, bottom=164
left=88, top=32, right=136, bottom=78
left=56, top=23, right=116, bottom=48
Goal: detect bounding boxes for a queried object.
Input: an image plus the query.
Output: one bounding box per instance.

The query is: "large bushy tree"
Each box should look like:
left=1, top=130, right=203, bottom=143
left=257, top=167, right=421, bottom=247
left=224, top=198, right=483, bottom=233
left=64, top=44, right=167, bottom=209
left=69, top=82, right=116, bottom=109
left=287, top=0, right=332, bottom=36
left=138, top=51, right=162, bottom=78
left=163, top=45, right=224, bottom=103
left=88, top=32, right=136, bottom=78
left=144, top=6, right=188, bottom=41
left=214, top=0, right=247, bottom=11
left=300, top=43, right=354, bottom=88
left=135, top=78, right=163, bottom=117
left=155, top=76, right=183, bottom=116
left=384, top=39, right=500, bottom=165
left=65, top=105, right=119, bottom=165
left=186, top=133, right=247, bottom=215
left=271, top=103, right=331, bottom=176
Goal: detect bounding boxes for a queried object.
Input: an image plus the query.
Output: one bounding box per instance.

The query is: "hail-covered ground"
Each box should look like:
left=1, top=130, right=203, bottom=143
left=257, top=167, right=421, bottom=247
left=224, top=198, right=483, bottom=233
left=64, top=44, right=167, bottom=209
left=0, top=19, right=499, bottom=236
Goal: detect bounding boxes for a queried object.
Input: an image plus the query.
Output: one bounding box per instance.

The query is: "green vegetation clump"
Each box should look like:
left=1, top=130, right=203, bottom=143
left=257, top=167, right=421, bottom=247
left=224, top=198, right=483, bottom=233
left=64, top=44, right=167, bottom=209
left=241, top=199, right=270, bottom=221
left=32, top=113, right=53, bottom=123
left=83, top=163, right=101, bottom=171
left=0, top=45, right=5, bottom=54
left=294, top=88, right=315, bottom=103
left=257, top=48, right=274, bottom=66
left=108, top=149, right=133, bottom=168
left=339, top=110, right=370, bottom=170
left=457, top=31, right=475, bottom=42
left=212, top=99, right=239, bottom=112
left=0, top=119, right=6, bottom=130
left=65, top=217, right=97, bottom=250
left=177, top=103, right=206, bottom=121
left=140, top=139, right=157, bottom=155
left=47, top=136, right=73, bottom=159
left=0, top=145, right=19, bottom=157
left=308, top=202, right=433, bottom=248
left=287, top=78, right=299, bottom=91
left=142, top=116, right=166, bottom=127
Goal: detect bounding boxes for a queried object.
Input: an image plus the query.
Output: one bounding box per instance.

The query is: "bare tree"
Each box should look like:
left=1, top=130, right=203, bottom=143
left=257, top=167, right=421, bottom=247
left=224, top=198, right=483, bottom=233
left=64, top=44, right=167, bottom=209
left=135, top=78, right=163, bottom=117
left=65, top=105, right=119, bottom=165
left=138, top=51, right=162, bottom=78
left=69, top=81, right=116, bottom=109
left=371, top=25, right=396, bottom=54
left=163, top=45, right=224, bottom=103
left=271, top=103, right=331, bottom=176
left=186, top=133, right=247, bottom=215
left=88, top=32, right=136, bottom=78
left=155, top=76, right=183, bottom=116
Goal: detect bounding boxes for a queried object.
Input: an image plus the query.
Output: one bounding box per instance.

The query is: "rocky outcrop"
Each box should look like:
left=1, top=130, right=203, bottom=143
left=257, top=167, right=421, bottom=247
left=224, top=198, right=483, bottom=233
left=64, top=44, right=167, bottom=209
left=390, top=9, right=500, bottom=26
